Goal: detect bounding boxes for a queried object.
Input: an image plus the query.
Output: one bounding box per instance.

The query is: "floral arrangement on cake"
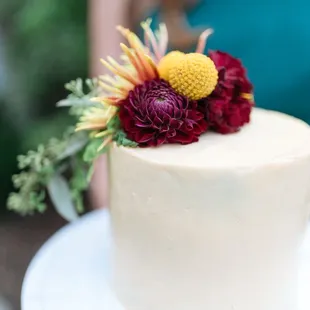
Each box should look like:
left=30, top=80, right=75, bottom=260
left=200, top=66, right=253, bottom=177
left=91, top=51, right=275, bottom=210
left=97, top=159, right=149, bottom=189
left=7, top=20, right=254, bottom=219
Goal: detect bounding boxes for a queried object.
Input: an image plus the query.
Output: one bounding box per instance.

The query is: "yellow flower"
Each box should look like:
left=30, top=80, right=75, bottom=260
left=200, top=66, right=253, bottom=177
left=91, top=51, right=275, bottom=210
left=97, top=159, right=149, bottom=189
left=168, top=53, right=218, bottom=100
left=76, top=103, right=117, bottom=132
left=157, top=51, right=185, bottom=81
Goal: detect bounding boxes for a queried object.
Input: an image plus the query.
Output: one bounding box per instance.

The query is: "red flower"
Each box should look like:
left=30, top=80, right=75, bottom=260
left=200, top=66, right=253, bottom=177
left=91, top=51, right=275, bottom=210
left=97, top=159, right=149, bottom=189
left=119, top=79, right=208, bottom=147
left=199, top=51, right=254, bottom=134
left=202, top=97, right=252, bottom=134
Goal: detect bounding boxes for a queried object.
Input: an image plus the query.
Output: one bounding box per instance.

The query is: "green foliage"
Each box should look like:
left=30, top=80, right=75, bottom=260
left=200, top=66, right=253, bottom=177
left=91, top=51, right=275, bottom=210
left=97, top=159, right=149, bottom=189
left=8, top=138, right=65, bottom=214
left=83, top=139, right=107, bottom=163
left=58, top=78, right=101, bottom=117
left=7, top=76, right=138, bottom=218
left=65, top=78, right=100, bottom=99
left=114, top=130, right=138, bottom=147
left=0, top=0, right=88, bottom=128
left=7, top=129, right=91, bottom=216
left=69, top=153, right=89, bottom=213
left=0, top=1, right=89, bottom=210
left=47, top=173, right=79, bottom=221
left=106, top=115, right=138, bottom=147
left=7, top=77, right=102, bottom=217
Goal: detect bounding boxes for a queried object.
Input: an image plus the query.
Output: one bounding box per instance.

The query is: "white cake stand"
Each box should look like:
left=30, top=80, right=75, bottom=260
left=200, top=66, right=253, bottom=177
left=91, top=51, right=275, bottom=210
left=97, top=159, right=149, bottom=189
left=21, top=209, right=310, bottom=310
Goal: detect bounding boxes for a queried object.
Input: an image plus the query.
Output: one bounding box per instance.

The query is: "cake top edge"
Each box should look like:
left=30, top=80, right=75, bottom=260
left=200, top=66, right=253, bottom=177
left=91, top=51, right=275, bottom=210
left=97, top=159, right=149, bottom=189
left=114, top=108, right=310, bottom=169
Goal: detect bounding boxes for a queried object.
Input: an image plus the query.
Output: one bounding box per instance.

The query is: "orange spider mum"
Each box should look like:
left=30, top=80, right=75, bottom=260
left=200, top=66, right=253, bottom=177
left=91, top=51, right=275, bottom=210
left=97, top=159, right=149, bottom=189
left=75, top=20, right=168, bottom=146
left=76, top=104, right=117, bottom=132
left=97, top=19, right=168, bottom=106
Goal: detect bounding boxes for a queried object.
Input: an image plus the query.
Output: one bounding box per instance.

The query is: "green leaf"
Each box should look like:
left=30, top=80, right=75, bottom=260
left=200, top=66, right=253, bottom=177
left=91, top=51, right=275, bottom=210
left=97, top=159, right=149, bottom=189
left=7, top=193, right=25, bottom=214
left=37, top=202, right=47, bottom=213
left=37, top=189, right=46, bottom=201
left=47, top=173, right=79, bottom=222
left=7, top=186, right=47, bottom=215
left=63, top=78, right=100, bottom=100
left=57, top=132, right=88, bottom=160
left=57, top=98, right=95, bottom=108
left=71, top=189, right=84, bottom=213
left=83, top=138, right=108, bottom=163
left=106, top=115, right=137, bottom=147
left=107, top=115, right=121, bottom=131
left=70, top=164, right=88, bottom=191
left=65, top=78, right=84, bottom=98
left=86, top=164, right=95, bottom=183
left=114, top=130, right=138, bottom=147
left=85, top=78, right=99, bottom=92
left=68, top=155, right=90, bottom=214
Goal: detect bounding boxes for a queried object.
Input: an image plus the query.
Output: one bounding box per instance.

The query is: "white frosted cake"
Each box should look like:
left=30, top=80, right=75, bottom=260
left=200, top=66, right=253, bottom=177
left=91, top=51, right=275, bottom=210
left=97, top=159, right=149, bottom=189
left=109, top=108, right=310, bottom=310
left=7, top=15, right=310, bottom=310
left=19, top=19, right=308, bottom=310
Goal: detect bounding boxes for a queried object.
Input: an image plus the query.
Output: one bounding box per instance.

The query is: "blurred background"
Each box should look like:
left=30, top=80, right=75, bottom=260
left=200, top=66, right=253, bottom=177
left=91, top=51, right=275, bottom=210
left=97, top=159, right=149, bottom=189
left=0, top=1, right=88, bottom=308
left=0, top=0, right=137, bottom=308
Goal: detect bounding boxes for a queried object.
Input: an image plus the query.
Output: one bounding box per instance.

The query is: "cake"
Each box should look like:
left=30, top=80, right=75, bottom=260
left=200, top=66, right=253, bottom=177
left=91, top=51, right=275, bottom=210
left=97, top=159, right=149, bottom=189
left=109, top=108, right=310, bottom=310
left=8, top=19, right=310, bottom=310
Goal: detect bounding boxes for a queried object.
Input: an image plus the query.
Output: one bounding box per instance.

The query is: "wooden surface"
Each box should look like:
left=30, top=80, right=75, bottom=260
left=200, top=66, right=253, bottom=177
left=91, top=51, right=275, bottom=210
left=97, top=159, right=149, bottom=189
left=0, top=209, right=65, bottom=310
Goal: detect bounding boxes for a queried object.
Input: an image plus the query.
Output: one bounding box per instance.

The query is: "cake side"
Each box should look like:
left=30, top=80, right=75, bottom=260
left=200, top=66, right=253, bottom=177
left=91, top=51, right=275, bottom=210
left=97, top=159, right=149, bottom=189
left=109, top=108, right=310, bottom=310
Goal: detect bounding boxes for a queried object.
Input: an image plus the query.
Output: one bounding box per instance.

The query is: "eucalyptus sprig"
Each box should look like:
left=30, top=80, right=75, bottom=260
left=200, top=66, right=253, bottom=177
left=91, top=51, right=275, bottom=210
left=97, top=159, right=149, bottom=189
left=7, top=77, right=137, bottom=220
left=57, top=78, right=101, bottom=117
left=7, top=78, right=101, bottom=220
left=108, top=116, right=138, bottom=148
left=7, top=130, right=89, bottom=220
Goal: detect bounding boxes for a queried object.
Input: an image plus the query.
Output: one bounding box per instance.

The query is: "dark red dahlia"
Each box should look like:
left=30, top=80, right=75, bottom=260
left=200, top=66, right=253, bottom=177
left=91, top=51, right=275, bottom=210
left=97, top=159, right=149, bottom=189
left=199, top=50, right=254, bottom=134
left=119, top=79, right=208, bottom=147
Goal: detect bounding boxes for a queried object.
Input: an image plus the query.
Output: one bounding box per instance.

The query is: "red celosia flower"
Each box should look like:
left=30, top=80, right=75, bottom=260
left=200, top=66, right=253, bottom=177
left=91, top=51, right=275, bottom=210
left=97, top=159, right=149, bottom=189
left=119, top=79, right=208, bottom=146
left=199, top=50, right=254, bottom=134
left=202, top=97, right=252, bottom=134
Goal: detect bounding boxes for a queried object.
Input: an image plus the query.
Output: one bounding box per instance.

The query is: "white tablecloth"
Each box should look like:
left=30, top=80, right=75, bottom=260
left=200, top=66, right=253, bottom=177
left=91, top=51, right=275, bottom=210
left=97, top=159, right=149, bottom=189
left=21, top=209, right=310, bottom=310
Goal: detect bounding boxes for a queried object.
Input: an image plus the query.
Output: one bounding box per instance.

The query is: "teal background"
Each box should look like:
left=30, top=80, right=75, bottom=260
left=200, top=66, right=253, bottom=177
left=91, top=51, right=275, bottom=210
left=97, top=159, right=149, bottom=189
left=0, top=0, right=87, bottom=207
left=150, top=1, right=310, bottom=124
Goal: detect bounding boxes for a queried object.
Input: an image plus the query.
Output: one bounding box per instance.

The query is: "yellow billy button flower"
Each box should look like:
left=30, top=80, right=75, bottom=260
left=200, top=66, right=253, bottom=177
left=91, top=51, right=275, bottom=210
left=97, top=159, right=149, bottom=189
left=157, top=51, right=185, bottom=81
left=169, top=53, right=218, bottom=100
